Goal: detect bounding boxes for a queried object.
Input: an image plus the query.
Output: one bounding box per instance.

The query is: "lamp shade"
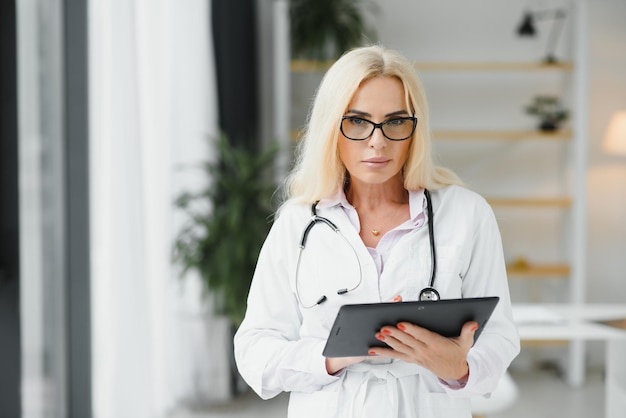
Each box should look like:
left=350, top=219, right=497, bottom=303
left=517, top=13, right=536, bottom=36
left=603, top=111, right=626, bottom=156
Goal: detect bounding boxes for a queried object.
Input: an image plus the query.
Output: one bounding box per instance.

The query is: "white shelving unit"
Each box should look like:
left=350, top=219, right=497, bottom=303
left=417, top=0, right=589, bottom=386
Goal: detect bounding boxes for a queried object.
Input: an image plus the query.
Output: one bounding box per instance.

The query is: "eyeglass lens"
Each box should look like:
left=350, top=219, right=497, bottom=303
left=341, top=117, right=416, bottom=141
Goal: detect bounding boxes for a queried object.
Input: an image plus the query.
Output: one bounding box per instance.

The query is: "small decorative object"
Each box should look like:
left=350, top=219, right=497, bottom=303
left=525, top=95, right=569, bottom=131
left=510, top=256, right=531, bottom=271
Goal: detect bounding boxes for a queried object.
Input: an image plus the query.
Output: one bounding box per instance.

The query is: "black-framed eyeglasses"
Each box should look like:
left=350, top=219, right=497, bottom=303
left=340, top=116, right=417, bottom=141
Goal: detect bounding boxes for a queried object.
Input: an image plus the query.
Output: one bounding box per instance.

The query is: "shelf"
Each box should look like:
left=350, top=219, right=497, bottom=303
left=487, top=197, right=573, bottom=208
left=600, top=319, right=626, bottom=330
left=414, top=61, right=573, bottom=72
left=290, top=129, right=301, bottom=141
left=290, top=60, right=335, bottom=72
left=507, top=263, right=571, bottom=278
left=290, top=60, right=574, bottom=73
left=433, top=130, right=572, bottom=141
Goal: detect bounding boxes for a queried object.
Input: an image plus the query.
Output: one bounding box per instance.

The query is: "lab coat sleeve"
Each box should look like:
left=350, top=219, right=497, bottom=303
left=442, top=196, right=520, bottom=397
left=234, top=210, right=340, bottom=400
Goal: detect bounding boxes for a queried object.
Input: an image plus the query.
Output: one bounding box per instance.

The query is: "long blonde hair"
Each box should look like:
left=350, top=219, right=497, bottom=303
left=284, top=45, right=462, bottom=205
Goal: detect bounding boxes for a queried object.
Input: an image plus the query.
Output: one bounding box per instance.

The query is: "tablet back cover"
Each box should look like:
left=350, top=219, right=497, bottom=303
left=322, top=297, right=499, bottom=358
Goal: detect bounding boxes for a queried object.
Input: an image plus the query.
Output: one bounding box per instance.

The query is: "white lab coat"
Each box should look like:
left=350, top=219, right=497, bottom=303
left=234, top=185, right=520, bottom=418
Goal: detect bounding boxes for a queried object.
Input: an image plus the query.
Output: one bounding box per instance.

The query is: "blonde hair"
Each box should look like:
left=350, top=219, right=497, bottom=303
left=283, top=45, right=462, bottom=205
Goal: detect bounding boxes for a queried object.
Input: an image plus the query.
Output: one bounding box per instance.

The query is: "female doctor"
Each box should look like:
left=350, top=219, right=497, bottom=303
left=234, top=45, right=520, bottom=418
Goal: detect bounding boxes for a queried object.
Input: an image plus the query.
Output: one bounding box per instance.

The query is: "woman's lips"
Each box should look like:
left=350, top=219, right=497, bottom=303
left=362, top=157, right=390, bottom=168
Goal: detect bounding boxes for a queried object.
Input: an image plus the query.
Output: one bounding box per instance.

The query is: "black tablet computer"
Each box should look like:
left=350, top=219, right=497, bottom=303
left=322, top=297, right=499, bottom=358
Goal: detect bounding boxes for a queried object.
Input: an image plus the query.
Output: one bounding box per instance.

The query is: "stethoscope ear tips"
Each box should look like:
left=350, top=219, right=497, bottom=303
left=419, top=287, right=440, bottom=301
left=337, top=288, right=348, bottom=295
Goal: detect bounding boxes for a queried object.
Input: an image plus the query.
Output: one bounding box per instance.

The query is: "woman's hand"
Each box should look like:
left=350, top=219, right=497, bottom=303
left=325, top=356, right=368, bottom=375
left=368, top=320, right=479, bottom=381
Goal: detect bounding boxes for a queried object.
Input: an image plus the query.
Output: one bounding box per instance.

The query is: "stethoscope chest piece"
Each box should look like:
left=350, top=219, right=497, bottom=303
left=419, top=287, right=440, bottom=301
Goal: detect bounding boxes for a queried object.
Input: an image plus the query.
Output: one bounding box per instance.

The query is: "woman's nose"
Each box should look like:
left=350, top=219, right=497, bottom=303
left=368, top=127, right=387, bottom=149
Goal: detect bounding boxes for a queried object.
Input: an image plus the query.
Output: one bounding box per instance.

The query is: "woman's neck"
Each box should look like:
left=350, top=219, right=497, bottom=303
left=346, top=178, right=408, bottom=210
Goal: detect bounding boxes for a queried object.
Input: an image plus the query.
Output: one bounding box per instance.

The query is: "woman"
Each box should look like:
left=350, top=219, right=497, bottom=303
left=234, top=45, right=520, bottom=418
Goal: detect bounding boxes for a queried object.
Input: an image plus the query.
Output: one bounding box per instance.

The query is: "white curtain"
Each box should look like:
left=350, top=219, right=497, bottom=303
left=89, top=1, right=228, bottom=416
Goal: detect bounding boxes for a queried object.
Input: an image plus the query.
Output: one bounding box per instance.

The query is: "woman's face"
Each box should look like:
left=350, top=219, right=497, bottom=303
left=338, top=76, right=412, bottom=188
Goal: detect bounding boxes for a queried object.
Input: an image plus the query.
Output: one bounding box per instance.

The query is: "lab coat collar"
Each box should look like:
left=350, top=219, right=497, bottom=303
left=316, top=188, right=427, bottom=228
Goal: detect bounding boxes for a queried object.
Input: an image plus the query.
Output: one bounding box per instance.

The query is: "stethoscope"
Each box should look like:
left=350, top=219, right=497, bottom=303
left=294, top=189, right=439, bottom=308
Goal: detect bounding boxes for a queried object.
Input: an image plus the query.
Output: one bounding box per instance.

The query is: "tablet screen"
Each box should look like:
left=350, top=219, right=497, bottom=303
left=322, top=297, right=499, bottom=358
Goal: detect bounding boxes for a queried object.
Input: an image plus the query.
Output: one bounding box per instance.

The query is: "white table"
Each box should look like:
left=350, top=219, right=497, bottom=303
left=513, top=304, right=626, bottom=418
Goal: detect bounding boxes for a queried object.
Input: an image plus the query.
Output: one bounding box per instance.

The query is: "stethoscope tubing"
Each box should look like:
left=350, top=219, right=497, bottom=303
left=295, top=208, right=364, bottom=308
left=424, top=189, right=437, bottom=288
left=295, top=189, right=438, bottom=307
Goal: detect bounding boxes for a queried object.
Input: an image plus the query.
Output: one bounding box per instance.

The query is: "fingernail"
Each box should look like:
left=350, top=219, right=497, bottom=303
left=397, top=323, right=406, bottom=331
left=382, top=329, right=391, bottom=335
left=368, top=350, right=377, bottom=356
left=393, top=295, right=402, bottom=302
left=471, top=325, right=479, bottom=332
left=376, top=333, right=385, bottom=341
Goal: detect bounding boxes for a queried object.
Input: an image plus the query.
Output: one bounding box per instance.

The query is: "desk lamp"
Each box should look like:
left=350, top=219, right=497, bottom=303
left=516, top=8, right=567, bottom=64
left=603, top=111, right=626, bottom=156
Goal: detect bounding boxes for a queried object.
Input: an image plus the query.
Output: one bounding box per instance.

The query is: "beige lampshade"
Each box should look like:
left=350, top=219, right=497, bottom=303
left=603, top=111, right=626, bottom=155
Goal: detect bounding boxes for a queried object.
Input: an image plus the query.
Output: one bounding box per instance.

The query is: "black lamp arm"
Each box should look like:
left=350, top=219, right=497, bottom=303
left=521, top=8, right=568, bottom=63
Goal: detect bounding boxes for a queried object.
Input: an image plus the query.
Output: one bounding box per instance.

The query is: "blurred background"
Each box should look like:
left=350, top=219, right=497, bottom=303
left=1, top=0, right=626, bottom=417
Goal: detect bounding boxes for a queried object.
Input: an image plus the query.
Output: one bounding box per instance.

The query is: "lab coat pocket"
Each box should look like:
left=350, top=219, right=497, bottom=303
left=288, top=389, right=339, bottom=417
left=418, top=392, right=471, bottom=418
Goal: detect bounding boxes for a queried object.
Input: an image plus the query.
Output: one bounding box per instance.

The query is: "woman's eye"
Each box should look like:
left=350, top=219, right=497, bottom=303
left=386, top=118, right=405, bottom=126
left=348, top=117, right=367, bottom=126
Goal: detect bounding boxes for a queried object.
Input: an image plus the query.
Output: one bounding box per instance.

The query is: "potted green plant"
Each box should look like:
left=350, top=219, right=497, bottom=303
left=289, top=0, right=377, bottom=60
left=525, top=95, right=569, bottom=131
left=173, top=135, right=279, bottom=327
